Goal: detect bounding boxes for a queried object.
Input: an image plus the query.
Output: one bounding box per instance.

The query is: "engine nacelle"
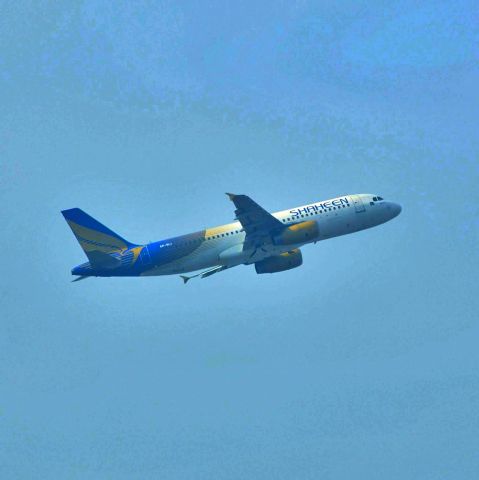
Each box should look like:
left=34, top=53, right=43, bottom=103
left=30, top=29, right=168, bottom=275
left=272, top=220, right=319, bottom=246
left=255, top=249, right=303, bottom=274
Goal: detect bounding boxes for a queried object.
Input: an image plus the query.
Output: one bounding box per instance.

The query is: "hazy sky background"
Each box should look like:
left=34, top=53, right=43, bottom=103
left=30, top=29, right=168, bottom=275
left=1, top=1, right=478, bottom=478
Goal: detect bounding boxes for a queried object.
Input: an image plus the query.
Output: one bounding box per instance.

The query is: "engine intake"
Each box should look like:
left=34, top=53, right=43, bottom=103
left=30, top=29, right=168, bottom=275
left=255, top=249, right=303, bottom=274
left=272, top=220, right=319, bottom=246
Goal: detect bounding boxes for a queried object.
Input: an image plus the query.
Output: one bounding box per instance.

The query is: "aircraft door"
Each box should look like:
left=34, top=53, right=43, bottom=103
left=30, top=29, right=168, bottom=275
left=350, top=195, right=365, bottom=213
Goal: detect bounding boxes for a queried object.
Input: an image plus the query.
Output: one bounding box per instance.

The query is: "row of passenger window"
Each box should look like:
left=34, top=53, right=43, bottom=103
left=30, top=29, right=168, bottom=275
left=183, top=203, right=351, bottom=244
left=173, top=230, right=241, bottom=247
left=280, top=204, right=350, bottom=222
left=206, top=230, right=241, bottom=241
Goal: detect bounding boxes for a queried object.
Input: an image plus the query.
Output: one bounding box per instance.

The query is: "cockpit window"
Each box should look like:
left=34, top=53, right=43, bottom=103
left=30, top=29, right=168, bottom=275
left=373, top=196, right=378, bottom=201
left=378, top=196, right=384, bottom=201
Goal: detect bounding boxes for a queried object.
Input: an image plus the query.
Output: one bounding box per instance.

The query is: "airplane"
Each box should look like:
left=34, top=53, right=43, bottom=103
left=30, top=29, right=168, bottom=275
left=62, top=193, right=401, bottom=283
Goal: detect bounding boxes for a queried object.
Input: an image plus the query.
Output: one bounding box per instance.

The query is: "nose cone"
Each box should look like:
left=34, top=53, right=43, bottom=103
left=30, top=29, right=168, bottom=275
left=388, top=202, right=402, bottom=219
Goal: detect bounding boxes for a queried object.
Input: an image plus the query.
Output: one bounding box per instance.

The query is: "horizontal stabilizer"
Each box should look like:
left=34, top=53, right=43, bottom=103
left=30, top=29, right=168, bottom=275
left=87, top=250, right=121, bottom=269
left=72, top=275, right=90, bottom=282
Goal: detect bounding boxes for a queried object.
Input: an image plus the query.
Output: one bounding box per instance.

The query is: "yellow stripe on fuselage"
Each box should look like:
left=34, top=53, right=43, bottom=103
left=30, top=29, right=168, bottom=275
left=205, top=222, right=240, bottom=238
left=129, top=246, right=144, bottom=263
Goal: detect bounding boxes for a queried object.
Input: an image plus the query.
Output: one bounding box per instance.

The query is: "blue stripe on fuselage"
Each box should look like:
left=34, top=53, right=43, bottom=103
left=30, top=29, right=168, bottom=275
left=147, top=230, right=206, bottom=267
left=72, top=230, right=207, bottom=277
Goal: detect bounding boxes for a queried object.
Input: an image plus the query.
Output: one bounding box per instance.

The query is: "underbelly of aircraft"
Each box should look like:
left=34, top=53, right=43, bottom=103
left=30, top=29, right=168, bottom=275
left=140, top=241, right=310, bottom=276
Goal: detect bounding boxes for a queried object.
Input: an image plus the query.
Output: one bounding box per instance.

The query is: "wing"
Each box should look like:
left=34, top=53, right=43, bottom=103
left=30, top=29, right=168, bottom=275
left=226, top=193, right=284, bottom=250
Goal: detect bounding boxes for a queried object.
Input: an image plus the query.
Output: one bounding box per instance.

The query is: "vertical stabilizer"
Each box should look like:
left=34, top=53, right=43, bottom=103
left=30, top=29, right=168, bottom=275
left=61, top=208, right=136, bottom=261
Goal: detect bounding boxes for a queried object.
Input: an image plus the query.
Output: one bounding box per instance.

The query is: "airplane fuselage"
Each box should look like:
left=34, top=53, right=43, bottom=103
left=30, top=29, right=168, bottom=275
left=70, top=193, right=401, bottom=279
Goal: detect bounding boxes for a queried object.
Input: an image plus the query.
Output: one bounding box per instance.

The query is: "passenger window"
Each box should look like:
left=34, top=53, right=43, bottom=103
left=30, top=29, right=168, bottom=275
left=370, top=202, right=374, bottom=206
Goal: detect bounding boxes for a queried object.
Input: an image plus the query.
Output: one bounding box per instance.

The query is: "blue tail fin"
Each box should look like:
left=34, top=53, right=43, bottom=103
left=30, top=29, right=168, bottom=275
left=61, top=208, right=136, bottom=259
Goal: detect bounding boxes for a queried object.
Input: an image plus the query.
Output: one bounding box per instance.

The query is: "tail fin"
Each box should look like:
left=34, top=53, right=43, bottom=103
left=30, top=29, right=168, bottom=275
left=61, top=208, right=136, bottom=261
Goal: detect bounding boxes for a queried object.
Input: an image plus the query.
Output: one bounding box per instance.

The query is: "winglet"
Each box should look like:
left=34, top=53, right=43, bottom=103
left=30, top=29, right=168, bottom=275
left=226, top=193, right=237, bottom=201
left=180, top=275, right=190, bottom=284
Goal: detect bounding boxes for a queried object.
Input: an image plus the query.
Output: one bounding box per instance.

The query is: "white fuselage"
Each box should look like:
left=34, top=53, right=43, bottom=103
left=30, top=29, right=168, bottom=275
left=142, top=193, right=401, bottom=276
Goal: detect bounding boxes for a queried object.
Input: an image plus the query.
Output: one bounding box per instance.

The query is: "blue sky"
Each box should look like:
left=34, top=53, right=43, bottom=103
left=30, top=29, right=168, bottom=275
left=1, top=1, right=478, bottom=478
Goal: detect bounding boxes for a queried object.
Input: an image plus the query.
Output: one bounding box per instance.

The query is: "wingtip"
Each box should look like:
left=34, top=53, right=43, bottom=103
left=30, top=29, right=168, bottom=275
left=225, top=192, right=236, bottom=200
left=180, top=275, right=190, bottom=284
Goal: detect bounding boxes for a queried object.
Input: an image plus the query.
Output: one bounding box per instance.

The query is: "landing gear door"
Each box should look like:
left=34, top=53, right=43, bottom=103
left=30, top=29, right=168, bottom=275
left=350, top=195, right=365, bottom=213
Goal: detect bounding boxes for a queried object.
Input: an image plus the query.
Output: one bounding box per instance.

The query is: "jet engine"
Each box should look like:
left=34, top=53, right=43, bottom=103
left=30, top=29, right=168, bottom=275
left=272, top=220, right=319, bottom=246
left=255, top=249, right=303, bottom=274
